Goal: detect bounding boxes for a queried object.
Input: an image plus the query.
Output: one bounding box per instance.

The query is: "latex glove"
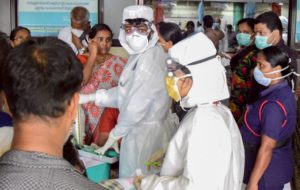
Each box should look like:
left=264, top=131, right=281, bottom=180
left=90, top=143, right=100, bottom=149
left=79, top=93, right=96, bottom=104
left=80, top=89, right=111, bottom=106
left=146, top=148, right=165, bottom=172
left=94, top=131, right=120, bottom=155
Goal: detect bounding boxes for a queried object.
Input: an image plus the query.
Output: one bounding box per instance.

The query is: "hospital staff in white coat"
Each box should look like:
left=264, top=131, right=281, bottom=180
left=79, top=5, right=174, bottom=178
left=137, top=32, right=245, bottom=190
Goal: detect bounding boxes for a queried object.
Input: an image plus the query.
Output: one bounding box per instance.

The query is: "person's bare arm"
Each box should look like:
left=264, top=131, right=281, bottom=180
left=95, top=133, right=110, bottom=147
left=246, top=135, right=276, bottom=190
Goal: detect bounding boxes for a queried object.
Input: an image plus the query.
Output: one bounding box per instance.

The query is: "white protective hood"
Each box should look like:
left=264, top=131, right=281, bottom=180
left=118, top=5, right=159, bottom=55
left=168, top=33, right=229, bottom=107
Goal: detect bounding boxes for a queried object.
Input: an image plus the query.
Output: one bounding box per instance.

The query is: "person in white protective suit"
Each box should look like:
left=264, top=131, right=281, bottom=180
left=136, top=32, right=245, bottom=190
left=79, top=5, right=174, bottom=177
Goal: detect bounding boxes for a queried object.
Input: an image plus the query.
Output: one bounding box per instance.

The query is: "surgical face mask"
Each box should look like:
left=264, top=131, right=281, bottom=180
left=165, top=73, right=192, bottom=102
left=236, top=33, right=251, bottom=46
left=255, top=35, right=272, bottom=49
left=253, top=66, right=290, bottom=86
left=71, top=28, right=84, bottom=38
left=125, top=31, right=149, bottom=52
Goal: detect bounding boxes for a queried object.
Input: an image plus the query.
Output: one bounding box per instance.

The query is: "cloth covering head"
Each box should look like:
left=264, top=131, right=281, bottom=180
left=118, top=5, right=159, bottom=55
left=122, top=5, right=153, bottom=21
left=168, top=32, right=229, bottom=107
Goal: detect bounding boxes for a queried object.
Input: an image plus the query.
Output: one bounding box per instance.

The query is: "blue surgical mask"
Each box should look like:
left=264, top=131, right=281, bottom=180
left=236, top=33, right=251, bottom=46
left=255, top=35, right=272, bottom=49
left=253, top=66, right=290, bottom=86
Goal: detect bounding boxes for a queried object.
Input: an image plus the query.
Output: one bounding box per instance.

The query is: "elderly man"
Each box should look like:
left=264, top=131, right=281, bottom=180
left=0, top=37, right=107, bottom=190
left=79, top=5, right=174, bottom=177
left=58, top=6, right=90, bottom=54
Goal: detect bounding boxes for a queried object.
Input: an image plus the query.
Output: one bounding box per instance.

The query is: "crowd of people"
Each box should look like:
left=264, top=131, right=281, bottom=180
left=0, top=4, right=300, bottom=190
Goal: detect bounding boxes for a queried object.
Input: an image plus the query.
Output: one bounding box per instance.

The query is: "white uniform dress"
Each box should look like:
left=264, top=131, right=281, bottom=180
left=141, top=32, right=244, bottom=190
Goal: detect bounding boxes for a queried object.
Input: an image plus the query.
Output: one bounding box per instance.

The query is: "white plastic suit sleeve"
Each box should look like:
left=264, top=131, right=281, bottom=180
left=112, top=47, right=169, bottom=137
left=78, top=93, right=96, bottom=104
left=94, top=87, right=118, bottom=108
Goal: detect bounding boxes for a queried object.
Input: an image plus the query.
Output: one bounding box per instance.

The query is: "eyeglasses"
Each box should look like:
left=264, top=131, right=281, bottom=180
left=121, top=22, right=151, bottom=35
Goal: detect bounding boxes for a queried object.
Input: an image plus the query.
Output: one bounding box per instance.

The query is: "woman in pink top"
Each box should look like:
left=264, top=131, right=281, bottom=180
left=79, top=24, right=127, bottom=144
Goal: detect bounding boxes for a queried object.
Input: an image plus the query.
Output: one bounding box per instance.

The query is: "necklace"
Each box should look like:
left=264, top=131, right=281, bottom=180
left=96, top=54, right=112, bottom=65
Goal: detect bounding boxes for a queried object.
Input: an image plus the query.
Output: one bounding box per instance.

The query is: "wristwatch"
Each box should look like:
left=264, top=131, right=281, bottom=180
left=78, top=47, right=86, bottom=55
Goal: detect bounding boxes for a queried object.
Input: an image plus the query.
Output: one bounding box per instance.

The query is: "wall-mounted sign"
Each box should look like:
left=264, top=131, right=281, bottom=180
left=18, top=0, right=98, bottom=36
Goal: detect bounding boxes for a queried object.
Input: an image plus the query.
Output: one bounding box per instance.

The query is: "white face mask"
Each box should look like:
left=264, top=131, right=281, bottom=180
left=71, top=28, right=84, bottom=38
left=125, top=31, right=149, bottom=52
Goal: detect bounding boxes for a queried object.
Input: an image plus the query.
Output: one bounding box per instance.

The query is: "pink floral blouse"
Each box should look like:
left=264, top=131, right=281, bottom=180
left=80, top=55, right=127, bottom=143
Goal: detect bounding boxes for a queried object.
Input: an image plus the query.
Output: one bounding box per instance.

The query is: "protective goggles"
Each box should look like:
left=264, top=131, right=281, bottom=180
left=121, top=20, right=152, bottom=35
left=166, top=54, right=216, bottom=73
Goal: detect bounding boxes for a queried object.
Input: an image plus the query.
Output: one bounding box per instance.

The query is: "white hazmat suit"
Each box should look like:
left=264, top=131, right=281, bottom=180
left=141, top=33, right=245, bottom=190
left=79, top=5, right=174, bottom=177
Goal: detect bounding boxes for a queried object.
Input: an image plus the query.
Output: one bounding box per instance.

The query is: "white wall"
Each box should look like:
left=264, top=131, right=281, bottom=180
left=104, top=0, right=136, bottom=39
left=0, top=0, right=12, bottom=35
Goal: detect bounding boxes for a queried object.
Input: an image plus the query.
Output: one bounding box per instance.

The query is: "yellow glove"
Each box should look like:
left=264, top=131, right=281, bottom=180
left=145, top=148, right=165, bottom=172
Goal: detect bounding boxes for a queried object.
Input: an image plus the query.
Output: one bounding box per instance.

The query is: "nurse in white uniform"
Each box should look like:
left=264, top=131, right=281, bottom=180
left=138, top=33, right=245, bottom=190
